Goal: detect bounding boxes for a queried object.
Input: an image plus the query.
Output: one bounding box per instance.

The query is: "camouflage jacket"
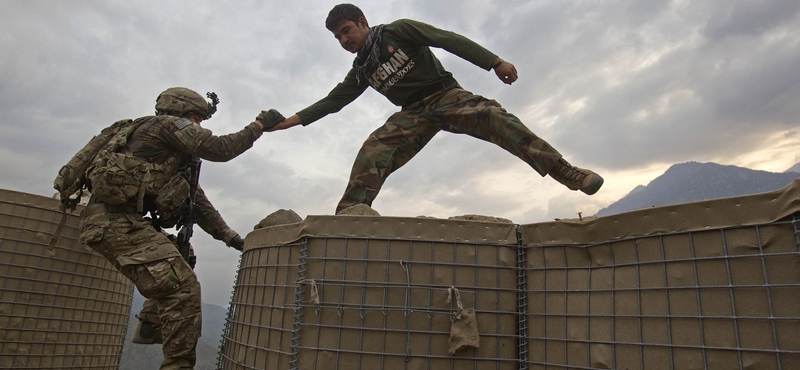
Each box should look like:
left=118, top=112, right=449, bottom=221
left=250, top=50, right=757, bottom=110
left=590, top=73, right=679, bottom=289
left=124, top=115, right=263, bottom=243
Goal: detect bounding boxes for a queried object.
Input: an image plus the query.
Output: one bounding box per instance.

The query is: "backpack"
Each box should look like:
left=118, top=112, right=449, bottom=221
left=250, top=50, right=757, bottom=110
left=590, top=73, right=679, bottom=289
left=50, top=118, right=142, bottom=249
left=53, top=118, right=138, bottom=211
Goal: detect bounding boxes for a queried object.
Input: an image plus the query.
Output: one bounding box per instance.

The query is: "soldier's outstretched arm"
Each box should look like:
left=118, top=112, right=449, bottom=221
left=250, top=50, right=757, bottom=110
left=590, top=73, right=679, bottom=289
left=164, top=118, right=262, bottom=162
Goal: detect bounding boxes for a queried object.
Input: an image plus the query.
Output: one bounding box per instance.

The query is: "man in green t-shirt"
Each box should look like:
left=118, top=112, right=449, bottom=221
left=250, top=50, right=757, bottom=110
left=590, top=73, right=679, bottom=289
left=269, top=3, right=603, bottom=214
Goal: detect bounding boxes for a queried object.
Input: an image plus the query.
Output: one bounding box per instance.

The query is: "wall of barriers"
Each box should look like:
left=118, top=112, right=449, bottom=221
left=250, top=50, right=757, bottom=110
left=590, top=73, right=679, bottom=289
left=218, top=180, right=800, bottom=370
left=0, top=189, right=134, bottom=369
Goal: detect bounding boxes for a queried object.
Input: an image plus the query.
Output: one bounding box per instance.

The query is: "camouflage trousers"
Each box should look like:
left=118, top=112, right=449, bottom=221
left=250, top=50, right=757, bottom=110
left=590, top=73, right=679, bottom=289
left=336, top=86, right=563, bottom=213
left=79, top=208, right=201, bottom=370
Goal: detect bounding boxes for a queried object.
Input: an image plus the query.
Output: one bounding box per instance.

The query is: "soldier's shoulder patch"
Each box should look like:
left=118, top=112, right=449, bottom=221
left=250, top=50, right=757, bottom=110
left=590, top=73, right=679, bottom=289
left=173, top=118, right=194, bottom=130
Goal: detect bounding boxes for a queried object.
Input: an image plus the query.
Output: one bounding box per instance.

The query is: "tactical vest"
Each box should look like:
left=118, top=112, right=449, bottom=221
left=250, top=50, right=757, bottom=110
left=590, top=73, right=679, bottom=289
left=122, top=117, right=195, bottom=228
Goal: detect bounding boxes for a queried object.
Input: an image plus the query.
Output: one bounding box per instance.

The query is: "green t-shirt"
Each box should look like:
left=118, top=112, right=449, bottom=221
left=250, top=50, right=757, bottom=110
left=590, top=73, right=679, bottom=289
left=297, top=18, right=498, bottom=125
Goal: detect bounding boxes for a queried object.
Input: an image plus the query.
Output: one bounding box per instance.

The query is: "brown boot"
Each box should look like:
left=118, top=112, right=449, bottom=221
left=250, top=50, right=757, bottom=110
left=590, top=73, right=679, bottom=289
left=549, top=158, right=604, bottom=195
left=132, top=319, right=162, bottom=344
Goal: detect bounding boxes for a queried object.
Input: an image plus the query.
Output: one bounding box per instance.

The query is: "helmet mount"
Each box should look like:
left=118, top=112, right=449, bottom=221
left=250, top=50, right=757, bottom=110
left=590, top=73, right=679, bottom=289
left=155, top=87, right=220, bottom=121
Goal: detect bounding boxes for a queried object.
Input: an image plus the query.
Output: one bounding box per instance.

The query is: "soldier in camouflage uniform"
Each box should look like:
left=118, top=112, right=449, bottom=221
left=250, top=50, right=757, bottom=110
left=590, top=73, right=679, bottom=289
left=78, top=87, right=280, bottom=370
left=268, top=4, right=604, bottom=214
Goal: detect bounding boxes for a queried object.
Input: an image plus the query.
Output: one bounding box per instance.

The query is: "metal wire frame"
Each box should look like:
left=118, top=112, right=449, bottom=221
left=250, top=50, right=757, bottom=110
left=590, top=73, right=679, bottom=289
left=516, top=225, right=529, bottom=370
left=216, top=240, right=305, bottom=369
left=216, top=248, right=247, bottom=370
left=793, top=214, right=800, bottom=254
left=289, top=238, right=309, bottom=369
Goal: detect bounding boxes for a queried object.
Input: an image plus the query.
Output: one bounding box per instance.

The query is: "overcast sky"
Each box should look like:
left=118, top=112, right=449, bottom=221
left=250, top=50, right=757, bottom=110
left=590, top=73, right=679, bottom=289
left=2, top=0, right=799, bottom=307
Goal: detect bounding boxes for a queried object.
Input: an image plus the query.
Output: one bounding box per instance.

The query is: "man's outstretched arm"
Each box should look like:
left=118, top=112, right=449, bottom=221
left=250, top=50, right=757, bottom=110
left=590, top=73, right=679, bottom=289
left=265, top=113, right=304, bottom=131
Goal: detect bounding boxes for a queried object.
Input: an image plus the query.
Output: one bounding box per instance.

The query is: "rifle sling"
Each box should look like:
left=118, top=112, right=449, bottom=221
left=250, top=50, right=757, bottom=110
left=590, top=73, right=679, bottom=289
left=48, top=210, right=70, bottom=250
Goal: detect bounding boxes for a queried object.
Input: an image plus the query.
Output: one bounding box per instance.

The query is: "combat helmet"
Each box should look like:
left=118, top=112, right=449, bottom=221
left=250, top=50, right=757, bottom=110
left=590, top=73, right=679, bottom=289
left=155, top=87, right=219, bottom=120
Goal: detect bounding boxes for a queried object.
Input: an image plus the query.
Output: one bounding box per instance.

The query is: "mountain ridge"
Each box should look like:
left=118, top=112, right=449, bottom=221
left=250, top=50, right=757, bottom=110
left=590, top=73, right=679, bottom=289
left=597, top=161, right=800, bottom=216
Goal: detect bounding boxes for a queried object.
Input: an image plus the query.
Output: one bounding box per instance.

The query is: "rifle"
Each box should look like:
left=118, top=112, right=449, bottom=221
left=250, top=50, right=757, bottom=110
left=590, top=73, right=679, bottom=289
left=176, top=156, right=201, bottom=269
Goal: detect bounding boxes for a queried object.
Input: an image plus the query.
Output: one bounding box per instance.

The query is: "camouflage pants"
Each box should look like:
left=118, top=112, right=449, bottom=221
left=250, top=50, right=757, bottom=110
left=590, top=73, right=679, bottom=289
left=336, top=86, right=562, bottom=213
left=79, top=209, right=201, bottom=370
left=137, top=238, right=196, bottom=341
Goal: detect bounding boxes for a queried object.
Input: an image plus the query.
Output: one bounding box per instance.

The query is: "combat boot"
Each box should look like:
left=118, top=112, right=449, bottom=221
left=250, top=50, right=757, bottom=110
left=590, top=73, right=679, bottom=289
left=549, top=158, right=604, bottom=195
left=132, top=319, right=163, bottom=344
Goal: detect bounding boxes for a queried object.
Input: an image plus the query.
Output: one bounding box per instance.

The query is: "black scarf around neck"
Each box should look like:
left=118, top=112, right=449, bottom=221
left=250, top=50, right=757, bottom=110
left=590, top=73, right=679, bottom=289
left=353, top=24, right=386, bottom=85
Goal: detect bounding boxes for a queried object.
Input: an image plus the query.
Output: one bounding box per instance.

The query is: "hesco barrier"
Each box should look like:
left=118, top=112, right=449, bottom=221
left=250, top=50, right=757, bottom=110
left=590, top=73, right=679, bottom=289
left=522, top=179, right=800, bottom=370
left=0, top=189, right=134, bottom=369
left=221, top=217, right=521, bottom=370
left=218, top=180, right=800, bottom=370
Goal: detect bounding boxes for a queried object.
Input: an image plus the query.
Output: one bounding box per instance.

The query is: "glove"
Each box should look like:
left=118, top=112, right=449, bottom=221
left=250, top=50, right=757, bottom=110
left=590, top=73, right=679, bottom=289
left=256, top=109, right=286, bottom=131
left=228, top=234, right=244, bottom=251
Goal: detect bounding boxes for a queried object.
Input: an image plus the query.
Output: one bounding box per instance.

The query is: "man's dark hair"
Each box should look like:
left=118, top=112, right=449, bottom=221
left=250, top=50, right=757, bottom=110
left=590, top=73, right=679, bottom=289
left=325, top=3, right=365, bottom=31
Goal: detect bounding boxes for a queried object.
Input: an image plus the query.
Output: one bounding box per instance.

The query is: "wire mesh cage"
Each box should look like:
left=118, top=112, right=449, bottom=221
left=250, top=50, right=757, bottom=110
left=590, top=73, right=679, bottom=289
left=523, top=220, right=800, bottom=370
left=0, top=189, right=134, bottom=369
left=218, top=180, right=800, bottom=370
left=218, top=216, right=521, bottom=370
left=521, top=180, right=800, bottom=370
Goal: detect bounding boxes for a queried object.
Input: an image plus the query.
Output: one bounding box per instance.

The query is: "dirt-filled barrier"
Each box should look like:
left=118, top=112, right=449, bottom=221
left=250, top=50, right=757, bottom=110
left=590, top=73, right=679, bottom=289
left=521, top=179, right=800, bottom=369
left=219, top=180, right=800, bottom=370
left=219, top=217, right=520, bottom=369
left=0, top=189, right=134, bottom=369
